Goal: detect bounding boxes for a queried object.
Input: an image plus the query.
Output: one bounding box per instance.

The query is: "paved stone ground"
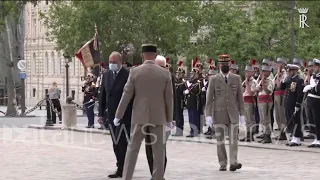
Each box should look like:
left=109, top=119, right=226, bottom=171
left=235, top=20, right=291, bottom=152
left=1, top=128, right=320, bottom=180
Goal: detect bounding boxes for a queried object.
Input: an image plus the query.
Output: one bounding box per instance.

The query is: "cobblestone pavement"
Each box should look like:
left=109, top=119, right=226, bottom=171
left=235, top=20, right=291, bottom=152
left=1, top=128, right=320, bottom=180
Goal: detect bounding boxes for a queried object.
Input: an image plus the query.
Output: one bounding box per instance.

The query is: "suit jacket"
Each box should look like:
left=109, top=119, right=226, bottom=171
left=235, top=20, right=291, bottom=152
left=205, top=73, right=245, bottom=124
left=98, top=67, right=133, bottom=128
left=115, top=60, right=173, bottom=125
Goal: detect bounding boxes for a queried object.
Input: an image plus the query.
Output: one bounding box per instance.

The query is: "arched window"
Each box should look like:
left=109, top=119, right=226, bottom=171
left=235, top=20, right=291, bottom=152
left=57, top=52, right=61, bottom=75
left=51, top=51, right=55, bottom=75
left=32, top=53, right=36, bottom=75
left=44, top=52, right=48, bottom=75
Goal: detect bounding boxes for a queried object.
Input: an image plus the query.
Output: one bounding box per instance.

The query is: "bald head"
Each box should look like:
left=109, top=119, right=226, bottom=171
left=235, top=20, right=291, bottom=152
left=155, top=55, right=166, bottom=67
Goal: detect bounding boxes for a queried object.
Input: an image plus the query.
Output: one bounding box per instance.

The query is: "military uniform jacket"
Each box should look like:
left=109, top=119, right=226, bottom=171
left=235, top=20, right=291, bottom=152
left=205, top=73, right=245, bottom=124
left=82, top=81, right=96, bottom=100
left=175, top=78, right=186, bottom=110
left=185, top=80, right=201, bottom=109
left=308, top=73, right=320, bottom=99
left=280, top=75, right=304, bottom=109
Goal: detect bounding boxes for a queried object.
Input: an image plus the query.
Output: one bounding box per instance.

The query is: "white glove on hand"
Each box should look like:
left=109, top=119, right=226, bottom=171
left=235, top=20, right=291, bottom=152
left=165, top=122, right=173, bottom=132
left=203, top=80, right=208, bottom=86
left=113, top=118, right=120, bottom=126
left=187, top=81, right=192, bottom=87
left=205, top=116, right=213, bottom=128
left=202, top=87, right=206, bottom=92
left=82, top=80, right=86, bottom=86
left=184, top=89, right=189, bottom=94
left=294, top=107, right=299, bottom=114
left=239, top=115, right=246, bottom=125
left=303, top=85, right=314, bottom=92
left=89, top=99, right=94, bottom=103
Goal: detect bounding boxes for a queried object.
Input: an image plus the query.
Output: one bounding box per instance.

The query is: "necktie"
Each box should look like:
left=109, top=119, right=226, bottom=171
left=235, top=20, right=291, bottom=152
left=113, top=72, right=117, bottom=81
left=225, top=76, right=228, bottom=84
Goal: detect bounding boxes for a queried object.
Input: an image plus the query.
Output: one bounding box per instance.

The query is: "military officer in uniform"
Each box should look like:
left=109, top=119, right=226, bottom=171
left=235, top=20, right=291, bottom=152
left=184, top=59, right=202, bottom=137
left=82, top=72, right=97, bottom=128
left=252, top=59, right=260, bottom=134
left=205, top=54, right=244, bottom=172
left=195, top=61, right=205, bottom=133
left=274, top=58, right=287, bottom=140
left=240, top=62, right=257, bottom=142
left=304, top=58, right=320, bottom=147
left=280, top=63, right=304, bottom=146
left=304, top=61, right=315, bottom=137
left=172, top=60, right=186, bottom=136
left=255, top=65, right=274, bottom=143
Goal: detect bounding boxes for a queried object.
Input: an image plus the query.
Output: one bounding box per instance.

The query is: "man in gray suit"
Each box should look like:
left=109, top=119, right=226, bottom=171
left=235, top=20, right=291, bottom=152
left=113, top=44, right=174, bottom=180
left=205, top=54, right=245, bottom=172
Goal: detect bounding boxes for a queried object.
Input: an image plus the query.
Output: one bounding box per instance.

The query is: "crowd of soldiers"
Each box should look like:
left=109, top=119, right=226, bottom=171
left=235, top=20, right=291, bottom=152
left=81, top=54, right=320, bottom=148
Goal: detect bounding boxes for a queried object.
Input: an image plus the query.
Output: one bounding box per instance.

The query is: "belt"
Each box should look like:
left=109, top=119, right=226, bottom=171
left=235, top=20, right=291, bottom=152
left=243, top=96, right=255, bottom=103
left=274, top=90, right=285, bottom=96
left=258, top=95, right=272, bottom=103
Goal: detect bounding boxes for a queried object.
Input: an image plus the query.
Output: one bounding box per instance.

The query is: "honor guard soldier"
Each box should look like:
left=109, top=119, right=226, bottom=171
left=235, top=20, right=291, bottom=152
left=240, top=61, right=258, bottom=142
left=230, top=60, right=239, bottom=74
left=304, top=60, right=315, bottom=137
left=274, top=58, right=287, bottom=140
left=205, top=54, right=244, bottom=172
left=82, top=72, right=97, bottom=128
left=304, top=59, right=320, bottom=147
left=195, top=58, right=205, bottom=133
left=252, top=59, right=260, bottom=80
left=252, top=59, right=260, bottom=133
left=173, top=60, right=186, bottom=136
left=183, top=58, right=202, bottom=137
left=280, top=63, right=304, bottom=146
left=262, top=58, right=274, bottom=80
left=255, top=65, right=274, bottom=143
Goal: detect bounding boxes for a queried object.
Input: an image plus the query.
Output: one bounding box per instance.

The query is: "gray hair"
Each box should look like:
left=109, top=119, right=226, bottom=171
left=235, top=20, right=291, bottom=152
left=155, top=55, right=166, bottom=67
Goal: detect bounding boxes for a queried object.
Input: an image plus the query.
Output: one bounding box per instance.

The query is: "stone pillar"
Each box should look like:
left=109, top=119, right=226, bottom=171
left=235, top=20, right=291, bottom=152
left=62, top=104, right=77, bottom=128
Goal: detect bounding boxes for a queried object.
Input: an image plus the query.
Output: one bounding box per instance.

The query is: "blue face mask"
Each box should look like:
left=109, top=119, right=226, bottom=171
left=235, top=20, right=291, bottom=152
left=109, top=63, right=119, bottom=72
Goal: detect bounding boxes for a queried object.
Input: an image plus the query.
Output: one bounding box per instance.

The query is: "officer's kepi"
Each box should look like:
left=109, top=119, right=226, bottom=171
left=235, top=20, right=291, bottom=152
left=287, top=64, right=300, bottom=70
left=141, top=44, right=157, bottom=53
left=313, top=58, right=320, bottom=65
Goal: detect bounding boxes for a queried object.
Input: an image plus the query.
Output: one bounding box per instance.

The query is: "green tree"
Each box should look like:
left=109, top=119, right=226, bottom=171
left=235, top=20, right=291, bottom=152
left=41, top=1, right=202, bottom=65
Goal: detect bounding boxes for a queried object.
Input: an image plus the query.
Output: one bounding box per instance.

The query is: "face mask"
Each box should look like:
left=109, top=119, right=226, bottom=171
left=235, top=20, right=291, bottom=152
left=221, top=65, right=229, bottom=73
left=109, top=63, right=119, bottom=72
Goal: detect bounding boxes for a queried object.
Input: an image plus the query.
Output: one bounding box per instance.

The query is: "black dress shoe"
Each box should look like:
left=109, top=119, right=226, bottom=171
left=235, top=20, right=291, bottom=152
left=285, top=142, right=301, bottom=146
left=230, top=163, right=242, bottom=171
left=256, top=133, right=265, bottom=139
left=85, top=125, right=94, bottom=128
left=304, top=135, right=314, bottom=139
left=186, top=134, right=194, bottom=138
left=219, top=166, right=227, bottom=171
left=206, top=135, right=215, bottom=139
left=307, top=144, right=316, bottom=148
left=108, top=171, right=122, bottom=178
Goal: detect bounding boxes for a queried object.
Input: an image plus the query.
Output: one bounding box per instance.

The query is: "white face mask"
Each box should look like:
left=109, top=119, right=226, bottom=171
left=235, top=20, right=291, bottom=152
left=109, top=63, right=119, bottom=72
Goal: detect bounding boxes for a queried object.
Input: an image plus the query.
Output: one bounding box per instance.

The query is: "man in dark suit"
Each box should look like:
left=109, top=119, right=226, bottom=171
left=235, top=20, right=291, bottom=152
left=144, top=55, right=175, bottom=179
left=98, top=51, right=133, bottom=178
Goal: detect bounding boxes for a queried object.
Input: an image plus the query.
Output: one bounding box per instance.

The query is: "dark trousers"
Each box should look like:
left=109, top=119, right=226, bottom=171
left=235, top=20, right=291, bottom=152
left=187, top=108, right=199, bottom=136
left=51, top=99, right=62, bottom=124
left=270, top=104, right=274, bottom=130
left=307, top=97, right=316, bottom=134
left=84, top=101, right=95, bottom=126
left=145, top=130, right=170, bottom=175
left=109, top=122, right=129, bottom=173
left=307, top=97, right=320, bottom=140
left=175, top=108, right=184, bottom=134
left=285, top=106, right=302, bottom=138
left=254, top=102, right=260, bottom=133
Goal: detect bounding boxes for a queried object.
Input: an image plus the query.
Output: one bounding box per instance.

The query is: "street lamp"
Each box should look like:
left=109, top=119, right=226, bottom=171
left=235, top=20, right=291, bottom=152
left=63, top=52, right=72, bottom=97
left=290, top=0, right=295, bottom=61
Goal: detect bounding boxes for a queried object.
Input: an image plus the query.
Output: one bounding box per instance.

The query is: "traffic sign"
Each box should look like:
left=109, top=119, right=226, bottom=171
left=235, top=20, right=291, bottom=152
left=17, top=60, right=26, bottom=71
left=20, top=72, right=26, bottom=79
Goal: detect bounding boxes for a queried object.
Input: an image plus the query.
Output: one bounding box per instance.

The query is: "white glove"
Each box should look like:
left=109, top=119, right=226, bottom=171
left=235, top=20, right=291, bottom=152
left=186, top=81, right=192, bottom=87
left=303, top=85, right=314, bottom=92
left=239, top=115, right=246, bottom=125
left=294, top=107, right=300, bottom=114
left=205, top=116, right=213, bottom=128
left=202, top=87, right=206, bottom=92
left=113, top=118, right=120, bottom=126
left=89, top=99, right=94, bottom=103
left=82, top=80, right=86, bottom=86
left=203, top=80, right=208, bottom=86
left=165, top=122, right=173, bottom=132
left=184, top=89, right=189, bottom=94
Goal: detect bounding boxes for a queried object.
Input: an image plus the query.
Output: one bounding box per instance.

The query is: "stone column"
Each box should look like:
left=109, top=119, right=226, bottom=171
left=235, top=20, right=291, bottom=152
left=62, top=96, right=77, bottom=128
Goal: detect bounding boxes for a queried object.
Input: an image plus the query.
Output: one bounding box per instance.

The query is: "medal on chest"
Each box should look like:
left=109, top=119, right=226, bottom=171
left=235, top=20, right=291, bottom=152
left=290, top=82, right=296, bottom=92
